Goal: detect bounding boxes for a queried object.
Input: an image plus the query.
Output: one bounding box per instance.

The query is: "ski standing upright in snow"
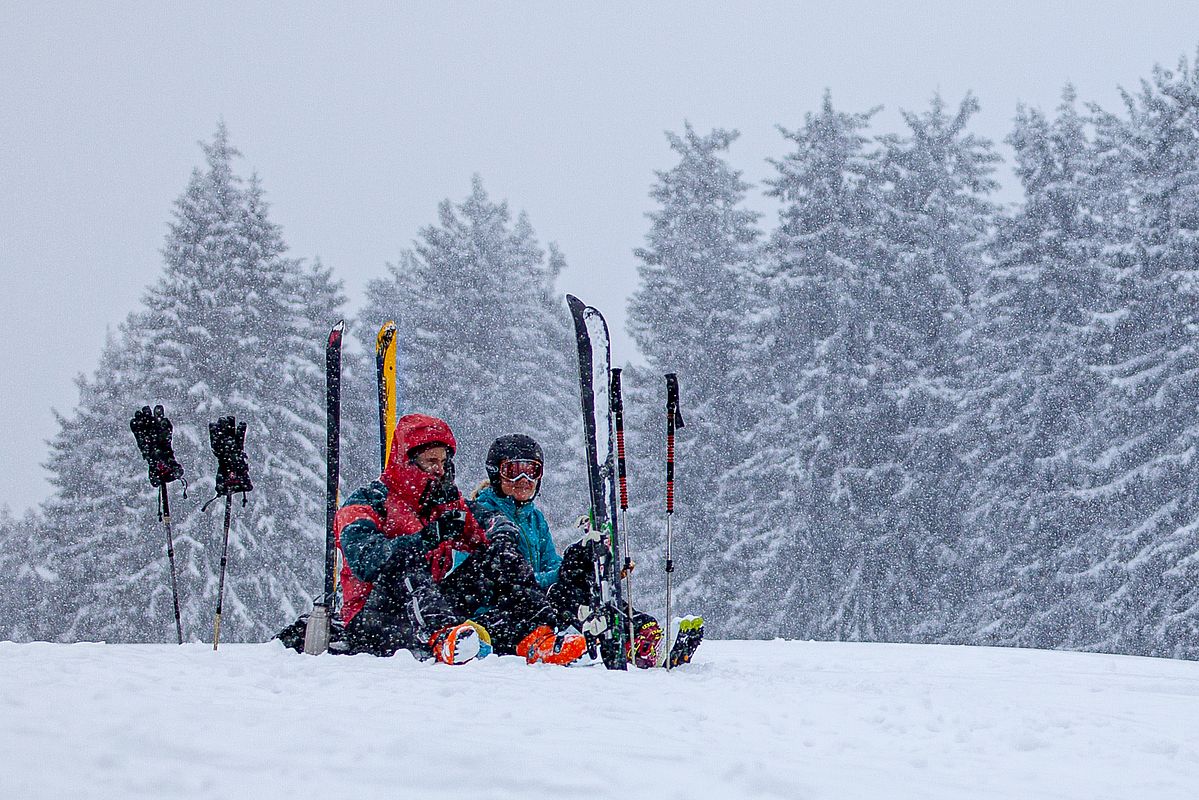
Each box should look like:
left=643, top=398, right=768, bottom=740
left=376, top=320, right=398, bottom=469
left=566, top=294, right=628, bottom=670
left=304, top=321, right=344, bottom=655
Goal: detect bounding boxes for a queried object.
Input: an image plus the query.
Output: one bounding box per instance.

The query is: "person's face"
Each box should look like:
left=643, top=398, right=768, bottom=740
left=412, top=445, right=449, bottom=477
left=499, top=459, right=540, bottom=503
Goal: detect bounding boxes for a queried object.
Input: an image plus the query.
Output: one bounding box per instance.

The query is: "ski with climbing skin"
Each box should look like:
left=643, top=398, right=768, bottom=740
left=566, top=294, right=627, bottom=670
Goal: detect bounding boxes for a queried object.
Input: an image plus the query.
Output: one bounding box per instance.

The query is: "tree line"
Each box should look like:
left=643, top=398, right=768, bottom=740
left=3, top=52, right=1199, bottom=660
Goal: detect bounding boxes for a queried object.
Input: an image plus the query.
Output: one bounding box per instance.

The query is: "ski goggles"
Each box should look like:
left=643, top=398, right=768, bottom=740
left=498, top=459, right=543, bottom=482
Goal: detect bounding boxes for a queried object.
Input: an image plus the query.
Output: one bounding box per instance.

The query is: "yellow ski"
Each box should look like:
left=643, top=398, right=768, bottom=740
left=376, top=321, right=398, bottom=469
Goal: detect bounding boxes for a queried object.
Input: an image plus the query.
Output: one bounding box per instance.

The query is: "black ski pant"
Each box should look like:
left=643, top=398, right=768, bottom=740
left=346, top=535, right=557, bottom=657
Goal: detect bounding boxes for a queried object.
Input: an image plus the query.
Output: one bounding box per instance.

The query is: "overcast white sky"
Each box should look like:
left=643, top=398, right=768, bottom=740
left=1, top=2, right=1197, bottom=513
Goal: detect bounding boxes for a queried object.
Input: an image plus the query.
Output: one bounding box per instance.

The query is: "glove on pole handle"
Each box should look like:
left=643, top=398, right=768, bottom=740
left=206, top=414, right=251, bottom=650
left=664, top=372, right=684, bottom=669
left=130, top=404, right=186, bottom=644
left=610, top=368, right=636, bottom=649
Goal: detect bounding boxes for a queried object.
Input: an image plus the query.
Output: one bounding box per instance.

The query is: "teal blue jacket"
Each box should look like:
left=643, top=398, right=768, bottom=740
left=470, top=487, right=561, bottom=588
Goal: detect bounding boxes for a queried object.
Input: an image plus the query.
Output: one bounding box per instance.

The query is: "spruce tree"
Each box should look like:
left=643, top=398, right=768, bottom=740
left=37, top=125, right=345, bottom=642
left=356, top=177, right=582, bottom=531
left=956, top=89, right=1108, bottom=650
left=871, top=94, right=999, bottom=638
left=1077, top=55, right=1199, bottom=658
left=623, top=124, right=762, bottom=634
left=0, top=506, right=53, bottom=641
left=729, top=94, right=887, bottom=639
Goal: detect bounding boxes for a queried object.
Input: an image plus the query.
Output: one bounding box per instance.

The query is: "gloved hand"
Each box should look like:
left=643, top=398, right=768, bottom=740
left=419, top=460, right=460, bottom=510
left=486, top=516, right=520, bottom=546
left=454, top=516, right=489, bottom=554
left=427, top=541, right=457, bottom=582
left=418, top=510, right=466, bottom=550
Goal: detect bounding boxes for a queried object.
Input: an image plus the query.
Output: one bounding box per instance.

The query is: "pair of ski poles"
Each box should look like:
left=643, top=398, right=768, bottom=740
left=610, top=370, right=685, bottom=669
left=133, top=407, right=251, bottom=649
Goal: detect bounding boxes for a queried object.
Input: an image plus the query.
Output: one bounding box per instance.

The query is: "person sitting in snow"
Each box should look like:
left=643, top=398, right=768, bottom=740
left=469, top=433, right=703, bottom=668
left=335, top=414, right=588, bottom=665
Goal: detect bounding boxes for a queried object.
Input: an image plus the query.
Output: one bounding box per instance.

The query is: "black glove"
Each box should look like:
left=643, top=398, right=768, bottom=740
left=209, top=416, right=253, bottom=496
left=418, top=457, right=460, bottom=510
left=130, top=405, right=184, bottom=488
left=418, top=510, right=466, bottom=550
left=485, top=516, right=520, bottom=546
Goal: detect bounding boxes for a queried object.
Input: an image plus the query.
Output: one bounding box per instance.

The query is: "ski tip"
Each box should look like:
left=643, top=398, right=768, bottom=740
left=566, top=294, right=585, bottom=313
left=376, top=321, right=397, bottom=350
left=331, top=320, right=345, bottom=334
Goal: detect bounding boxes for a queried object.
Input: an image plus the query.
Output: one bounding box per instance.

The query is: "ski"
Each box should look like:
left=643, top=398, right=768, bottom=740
left=304, top=320, right=344, bottom=655
left=376, top=321, right=398, bottom=469
left=566, top=294, right=627, bottom=670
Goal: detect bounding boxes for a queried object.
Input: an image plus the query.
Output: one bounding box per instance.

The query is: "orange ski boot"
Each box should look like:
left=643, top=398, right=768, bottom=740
left=429, top=620, right=492, bottom=665
left=516, top=625, right=589, bottom=666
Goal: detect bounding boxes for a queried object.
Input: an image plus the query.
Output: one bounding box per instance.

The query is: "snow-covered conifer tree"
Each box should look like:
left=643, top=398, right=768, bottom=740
left=1073, top=56, right=1199, bottom=658
left=37, top=125, right=344, bottom=642
left=0, top=506, right=54, bottom=640
left=726, top=94, right=887, bottom=639
left=356, top=178, right=582, bottom=530
left=622, top=124, right=762, bottom=634
left=870, top=94, right=999, bottom=638
left=955, top=89, right=1109, bottom=650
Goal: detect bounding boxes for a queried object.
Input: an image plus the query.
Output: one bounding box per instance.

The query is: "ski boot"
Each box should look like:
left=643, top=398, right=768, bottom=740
left=516, top=625, right=589, bottom=666
left=627, top=619, right=665, bottom=669
left=666, top=616, right=704, bottom=668
left=429, top=620, right=492, bottom=665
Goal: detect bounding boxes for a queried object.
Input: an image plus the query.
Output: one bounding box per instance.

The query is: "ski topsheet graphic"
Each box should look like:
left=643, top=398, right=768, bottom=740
left=376, top=321, right=398, bottom=469
left=566, top=294, right=628, bottom=670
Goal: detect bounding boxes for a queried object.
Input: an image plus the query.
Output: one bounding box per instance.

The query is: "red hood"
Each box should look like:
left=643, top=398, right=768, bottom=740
left=379, top=414, right=458, bottom=509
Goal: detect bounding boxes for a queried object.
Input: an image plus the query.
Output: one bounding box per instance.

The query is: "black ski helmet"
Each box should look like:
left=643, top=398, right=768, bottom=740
left=486, top=433, right=545, bottom=498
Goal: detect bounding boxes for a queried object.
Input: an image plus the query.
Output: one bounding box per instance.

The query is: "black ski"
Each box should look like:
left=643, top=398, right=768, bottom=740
left=304, top=320, right=343, bottom=654
left=566, top=294, right=627, bottom=670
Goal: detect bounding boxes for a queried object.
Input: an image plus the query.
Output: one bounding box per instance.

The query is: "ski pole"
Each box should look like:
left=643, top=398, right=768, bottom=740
left=610, top=368, right=636, bottom=648
left=213, top=493, right=232, bottom=650
left=664, top=373, right=684, bottom=669
left=159, top=484, right=184, bottom=644
left=130, top=404, right=187, bottom=644
left=204, top=415, right=253, bottom=651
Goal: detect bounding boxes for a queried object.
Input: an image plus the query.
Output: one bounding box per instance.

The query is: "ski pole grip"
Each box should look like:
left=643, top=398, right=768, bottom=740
left=611, top=368, right=629, bottom=510
left=665, top=373, right=683, bottom=514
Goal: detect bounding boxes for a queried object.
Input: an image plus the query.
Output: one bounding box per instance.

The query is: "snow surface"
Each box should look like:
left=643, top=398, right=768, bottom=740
left=1, top=639, right=1195, bottom=799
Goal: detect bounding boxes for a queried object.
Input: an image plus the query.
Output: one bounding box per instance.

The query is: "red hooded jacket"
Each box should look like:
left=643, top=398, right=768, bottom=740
left=334, top=413, right=488, bottom=622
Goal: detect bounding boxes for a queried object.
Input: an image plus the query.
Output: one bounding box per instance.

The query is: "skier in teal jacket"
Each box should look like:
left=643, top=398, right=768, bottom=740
left=470, top=483, right=561, bottom=590
left=468, top=433, right=704, bottom=669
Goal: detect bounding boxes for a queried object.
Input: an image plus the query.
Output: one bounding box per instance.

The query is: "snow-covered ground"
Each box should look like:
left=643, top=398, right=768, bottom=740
left=1, top=639, right=1195, bottom=799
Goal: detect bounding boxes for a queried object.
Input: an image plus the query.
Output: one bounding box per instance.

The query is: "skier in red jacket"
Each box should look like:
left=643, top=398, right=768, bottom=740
left=334, top=414, right=586, bottom=665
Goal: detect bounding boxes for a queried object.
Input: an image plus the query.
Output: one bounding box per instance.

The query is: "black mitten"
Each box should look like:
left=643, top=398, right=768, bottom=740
left=130, top=405, right=184, bottom=488
left=209, top=416, right=253, bottom=496
left=418, top=458, right=460, bottom=510
left=485, top=516, right=520, bottom=547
